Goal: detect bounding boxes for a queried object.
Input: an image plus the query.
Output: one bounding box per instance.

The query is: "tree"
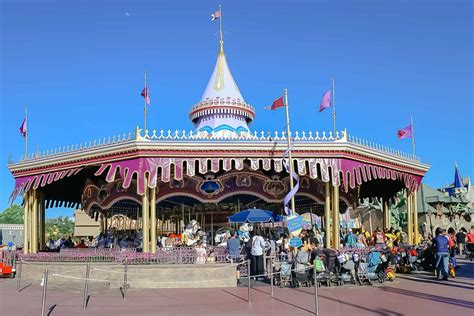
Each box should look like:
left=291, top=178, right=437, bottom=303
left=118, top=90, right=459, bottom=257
left=0, top=204, right=24, bottom=224
left=45, top=216, right=74, bottom=239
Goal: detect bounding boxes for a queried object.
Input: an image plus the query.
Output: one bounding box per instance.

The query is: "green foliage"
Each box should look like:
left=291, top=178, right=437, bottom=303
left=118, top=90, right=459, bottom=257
left=45, top=216, right=74, bottom=239
left=0, top=204, right=24, bottom=224
left=390, top=191, right=407, bottom=230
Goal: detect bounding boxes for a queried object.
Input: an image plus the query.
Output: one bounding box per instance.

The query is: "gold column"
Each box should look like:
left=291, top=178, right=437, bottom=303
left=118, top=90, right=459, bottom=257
left=324, top=181, right=331, bottom=248
left=406, top=191, right=413, bottom=245
left=23, top=191, right=30, bottom=254
left=28, top=192, right=33, bottom=253
left=39, top=193, right=46, bottom=251
left=331, top=185, right=340, bottom=248
left=142, top=179, right=149, bottom=253
left=413, top=190, right=419, bottom=245
left=31, top=190, right=38, bottom=253
left=150, top=186, right=157, bottom=254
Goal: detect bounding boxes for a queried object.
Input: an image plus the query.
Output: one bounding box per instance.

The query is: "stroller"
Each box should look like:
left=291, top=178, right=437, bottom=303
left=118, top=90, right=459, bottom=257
left=356, top=250, right=386, bottom=285
left=293, top=249, right=311, bottom=287
left=465, top=243, right=474, bottom=261
left=274, top=253, right=292, bottom=287
left=315, top=249, right=339, bottom=286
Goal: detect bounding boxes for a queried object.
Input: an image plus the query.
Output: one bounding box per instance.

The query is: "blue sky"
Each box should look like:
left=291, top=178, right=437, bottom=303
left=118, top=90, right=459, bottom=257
left=1, top=0, right=472, bottom=218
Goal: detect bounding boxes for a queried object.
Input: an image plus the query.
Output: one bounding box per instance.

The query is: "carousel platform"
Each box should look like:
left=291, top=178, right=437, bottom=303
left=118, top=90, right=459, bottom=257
left=19, top=261, right=238, bottom=289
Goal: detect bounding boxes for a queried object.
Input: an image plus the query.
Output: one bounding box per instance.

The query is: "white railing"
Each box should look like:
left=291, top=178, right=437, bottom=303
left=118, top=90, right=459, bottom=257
left=347, top=134, right=420, bottom=161
left=16, top=127, right=420, bottom=162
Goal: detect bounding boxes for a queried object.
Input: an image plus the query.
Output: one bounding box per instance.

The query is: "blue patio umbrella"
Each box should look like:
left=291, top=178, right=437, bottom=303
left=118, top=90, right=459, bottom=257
left=228, top=209, right=283, bottom=223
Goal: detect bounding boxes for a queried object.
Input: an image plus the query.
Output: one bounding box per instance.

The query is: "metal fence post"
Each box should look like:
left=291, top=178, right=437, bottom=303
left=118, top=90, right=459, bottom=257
left=123, top=258, right=128, bottom=300
left=270, top=257, right=274, bottom=297
left=41, top=269, right=49, bottom=316
left=247, top=259, right=251, bottom=304
left=83, top=263, right=90, bottom=311
left=16, top=260, right=22, bottom=292
left=313, top=265, right=320, bottom=316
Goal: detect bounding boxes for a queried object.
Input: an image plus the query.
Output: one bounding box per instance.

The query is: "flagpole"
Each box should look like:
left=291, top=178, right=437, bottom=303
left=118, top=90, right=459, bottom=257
left=332, top=77, right=336, bottom=135
left=410, top=115, right=416, bottom=158
left=284, top=88, right=296, bottom=214
left=219, top=5, right=223, bottom=46
left=25, top=106, right=28, bottom=157
left=144, top=70, right=147, bottom=131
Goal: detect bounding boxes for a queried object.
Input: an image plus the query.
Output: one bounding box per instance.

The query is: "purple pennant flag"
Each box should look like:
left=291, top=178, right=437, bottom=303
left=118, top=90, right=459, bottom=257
left=19, top=117, right=27, bottom=139
left=319, top=89, right=332, bottom=112
left=397, top=124, right=412, bottom=139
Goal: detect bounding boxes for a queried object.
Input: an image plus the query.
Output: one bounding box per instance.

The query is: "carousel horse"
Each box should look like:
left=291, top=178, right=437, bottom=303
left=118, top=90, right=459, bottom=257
left=238, top=223, right=252, bottom=243
left=214, top=230, right=231, bottom=246
left=182, top=220, right=201, bottom=246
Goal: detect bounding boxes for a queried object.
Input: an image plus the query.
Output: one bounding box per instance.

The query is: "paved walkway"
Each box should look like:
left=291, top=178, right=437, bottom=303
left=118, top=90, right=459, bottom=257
left=1, top=258, right=473, bottom=315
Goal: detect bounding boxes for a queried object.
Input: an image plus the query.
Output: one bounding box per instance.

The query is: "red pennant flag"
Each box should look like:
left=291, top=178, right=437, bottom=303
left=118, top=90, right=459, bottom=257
left=264, top=96, right=285, bottom=110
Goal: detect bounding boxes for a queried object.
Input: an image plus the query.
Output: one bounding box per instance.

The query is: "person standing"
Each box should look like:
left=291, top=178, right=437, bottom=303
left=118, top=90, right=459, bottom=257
left=456, top=229, right=466, bottom=256
left=226, top=231, right=241, bottom=263
left=250, top=230, right=266, bottom=280
left=433, top=229, right=450, bottom=280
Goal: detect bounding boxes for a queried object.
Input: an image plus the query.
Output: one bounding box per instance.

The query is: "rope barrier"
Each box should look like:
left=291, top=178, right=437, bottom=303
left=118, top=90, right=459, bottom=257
left=91, top=262, right=241, bottom=275
left=51, top=266, right=86, bottom=277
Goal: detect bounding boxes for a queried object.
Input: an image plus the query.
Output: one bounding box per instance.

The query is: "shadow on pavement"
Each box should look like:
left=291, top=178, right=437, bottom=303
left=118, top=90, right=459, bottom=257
left=291, top=287, right=404, bottom=316
left=398, top=275, right=474, bottom=290
left=380, top=287, right=474, bottom=309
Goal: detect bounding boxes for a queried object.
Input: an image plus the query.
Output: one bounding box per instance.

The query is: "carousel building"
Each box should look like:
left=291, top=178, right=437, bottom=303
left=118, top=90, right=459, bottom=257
left=8, top=27, right=429, bottom=255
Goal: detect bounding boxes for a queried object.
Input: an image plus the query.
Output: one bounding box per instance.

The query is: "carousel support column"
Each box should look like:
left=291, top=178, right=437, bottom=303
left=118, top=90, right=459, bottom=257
left=413, top=189, right=419, bottom=245
left=211, top=212, right=214, bottom=246
left=23, top=191, right=30, bottom=254
left=331, top=185, right=340, bottom=249
left=39, top=193, right=46, bottom=251
left=406, top=190, right=413, bottom=245
left=383, top=200, right=389, bottom=230
left=150, top=187, right=157, bottom=254
left=31, top=190, right=39, bottom=254
left=324, top=181, right=331, bottom=249
left=28, top=191, right=34, bottom=254
left=142, top=179, right=150, bottom=253
left=386, top=201, right=392, bottom=230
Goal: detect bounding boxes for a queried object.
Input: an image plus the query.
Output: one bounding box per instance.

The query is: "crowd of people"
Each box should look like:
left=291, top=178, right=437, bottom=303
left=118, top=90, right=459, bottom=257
left=22, top=222, right=474, bottom=283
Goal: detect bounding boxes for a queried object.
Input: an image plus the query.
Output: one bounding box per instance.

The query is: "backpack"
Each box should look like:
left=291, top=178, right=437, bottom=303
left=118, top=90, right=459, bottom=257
left=314, top=257, right=325, bottom=273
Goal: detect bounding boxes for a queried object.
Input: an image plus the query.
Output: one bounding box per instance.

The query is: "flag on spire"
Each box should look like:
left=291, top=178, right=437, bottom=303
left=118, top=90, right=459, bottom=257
left=397, top=124, right=413, bottom=139
left=19, top=117, right=27, bottom=139
left=454, top=162, right=464, bottom=189
left=211, top=10, right=221, bottom=21
left=141, top=85, right=150, bottom=106
left=319, top=89, right=332, bottom=112
left=264, top=96, right=285, bottom=110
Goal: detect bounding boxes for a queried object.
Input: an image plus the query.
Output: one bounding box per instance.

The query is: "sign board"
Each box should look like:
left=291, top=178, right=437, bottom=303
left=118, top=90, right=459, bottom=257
left=289, top=237, right=303, bottom=248
left=287, top=215, right=303, bottom=233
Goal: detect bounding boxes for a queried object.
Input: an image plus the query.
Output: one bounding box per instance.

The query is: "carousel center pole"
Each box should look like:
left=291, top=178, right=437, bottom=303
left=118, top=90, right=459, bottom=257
left=284, top=88, right=296, bottom=214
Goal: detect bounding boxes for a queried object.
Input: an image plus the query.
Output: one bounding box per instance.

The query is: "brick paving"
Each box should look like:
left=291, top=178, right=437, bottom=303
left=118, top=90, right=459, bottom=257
left=1, top=258, right=473, bottom=315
